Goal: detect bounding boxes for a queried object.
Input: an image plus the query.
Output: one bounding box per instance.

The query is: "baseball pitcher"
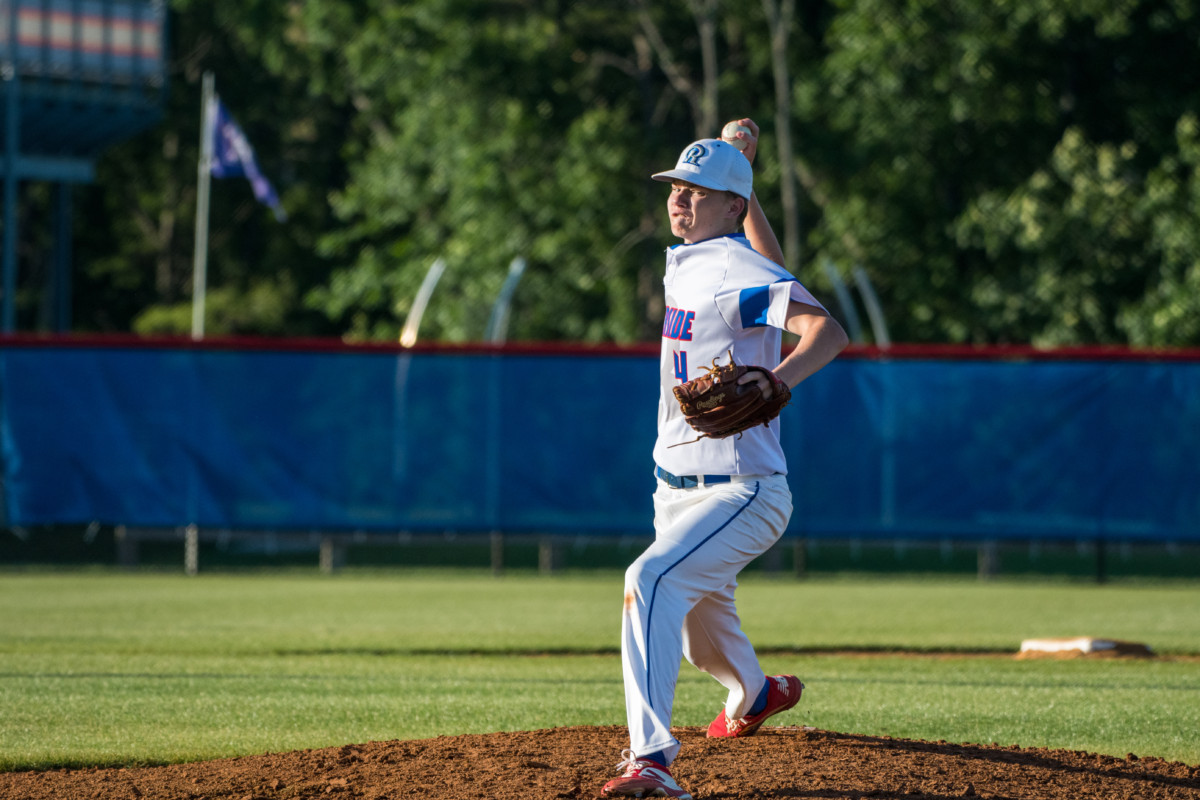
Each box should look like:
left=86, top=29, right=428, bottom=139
left=602, top=119, right=849, bottom=800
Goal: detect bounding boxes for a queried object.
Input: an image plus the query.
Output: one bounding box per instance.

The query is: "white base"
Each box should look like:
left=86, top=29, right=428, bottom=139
left=1017, top=636, right=1153, bottom=659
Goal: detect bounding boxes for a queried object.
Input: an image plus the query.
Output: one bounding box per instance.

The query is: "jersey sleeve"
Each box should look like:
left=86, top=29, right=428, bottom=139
left=715, top=254, right=827, bottom=333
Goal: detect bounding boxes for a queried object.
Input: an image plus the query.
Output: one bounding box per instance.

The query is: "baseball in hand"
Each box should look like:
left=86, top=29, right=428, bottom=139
left=721, top=121, right=752, bottom=150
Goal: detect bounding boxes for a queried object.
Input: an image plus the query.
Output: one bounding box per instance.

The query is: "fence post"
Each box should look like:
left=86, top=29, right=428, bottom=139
left=319, top=537, right=345, bottom=574
left=977, top=539, right=998, bottom=581
left=184, top=525, right=199, bottom=576
left=538, top=535, right=562, bottom=574
left=761, top=540, right=784, bottom=574
left=490, top=531, right=504, bottom=576
left=793, top=538, right=807, bottom=580
left=115, top=525, right=138, bottom=569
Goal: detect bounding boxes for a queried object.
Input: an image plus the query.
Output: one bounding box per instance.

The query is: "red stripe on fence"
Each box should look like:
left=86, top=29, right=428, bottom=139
left=2, top=333, right=1200, bottom=362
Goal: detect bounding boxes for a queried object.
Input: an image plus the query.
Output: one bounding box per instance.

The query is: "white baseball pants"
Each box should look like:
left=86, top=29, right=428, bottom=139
left=621, top=473, right=792, bottom=765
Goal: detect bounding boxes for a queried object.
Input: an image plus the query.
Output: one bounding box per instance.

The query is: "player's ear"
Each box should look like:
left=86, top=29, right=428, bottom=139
left=729, top=194, right=746, bottom=218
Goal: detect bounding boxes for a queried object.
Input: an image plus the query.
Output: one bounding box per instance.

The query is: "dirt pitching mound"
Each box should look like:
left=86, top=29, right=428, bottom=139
left=3, top=725, right=1198, bottom=799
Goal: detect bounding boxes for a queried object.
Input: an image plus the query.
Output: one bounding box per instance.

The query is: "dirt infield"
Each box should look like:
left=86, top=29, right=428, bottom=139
left=3, top=725, right=1199, bottom=800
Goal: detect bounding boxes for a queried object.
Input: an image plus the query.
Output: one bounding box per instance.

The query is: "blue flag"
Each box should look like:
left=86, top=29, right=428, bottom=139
left=208, top=98, right=287, bottom=221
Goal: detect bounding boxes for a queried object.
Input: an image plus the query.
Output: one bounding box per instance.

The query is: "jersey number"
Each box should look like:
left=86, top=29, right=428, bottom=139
left=673, top=350, right=688, bottom=382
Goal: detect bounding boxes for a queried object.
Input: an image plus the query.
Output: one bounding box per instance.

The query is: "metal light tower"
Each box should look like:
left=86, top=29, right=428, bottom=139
left=0, top=0, right=167, bottom=332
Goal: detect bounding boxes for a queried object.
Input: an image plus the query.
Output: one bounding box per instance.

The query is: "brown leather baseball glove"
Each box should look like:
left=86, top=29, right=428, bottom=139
left=672, top=352, right=792, bottom=441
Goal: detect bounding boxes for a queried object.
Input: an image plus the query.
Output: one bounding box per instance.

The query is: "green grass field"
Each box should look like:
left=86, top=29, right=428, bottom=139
left=1, top=569, right=1198, bottom=771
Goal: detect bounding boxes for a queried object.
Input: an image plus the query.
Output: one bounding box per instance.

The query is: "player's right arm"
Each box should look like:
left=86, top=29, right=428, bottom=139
left=731, top=118, right=786, bottom=268
left=745, top=194, right=785, bottom=268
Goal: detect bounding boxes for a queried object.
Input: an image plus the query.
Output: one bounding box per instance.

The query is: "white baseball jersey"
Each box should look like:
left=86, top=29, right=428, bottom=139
left=620, top=231, right=827, bottom=768
left=653, top=233, right=825, bottom=477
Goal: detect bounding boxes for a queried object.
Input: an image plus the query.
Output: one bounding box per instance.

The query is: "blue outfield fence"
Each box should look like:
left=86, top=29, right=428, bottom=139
left=1, top=336, right=1198, bottom=541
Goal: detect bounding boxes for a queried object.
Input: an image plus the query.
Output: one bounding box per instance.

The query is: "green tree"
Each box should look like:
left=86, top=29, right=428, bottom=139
left=46, top=0, right=1200, bottom=348
left=301, top=1, right=677, bottom=343
left=1124, top=113, right=1200, bottom=345
left=72, top=1, right=350, bottom=336
left=799, top=0, right=1200, bottom=344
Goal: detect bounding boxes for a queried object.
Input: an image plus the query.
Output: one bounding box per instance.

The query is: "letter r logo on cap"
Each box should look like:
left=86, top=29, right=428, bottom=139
left=682, top=144, right=708, bottom=166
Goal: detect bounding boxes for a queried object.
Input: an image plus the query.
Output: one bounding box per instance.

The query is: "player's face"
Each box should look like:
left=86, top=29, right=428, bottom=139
left=668, top=181, right=743, bottom=243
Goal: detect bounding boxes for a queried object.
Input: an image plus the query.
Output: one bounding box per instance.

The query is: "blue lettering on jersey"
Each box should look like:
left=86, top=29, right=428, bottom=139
left=673, top=350, right=688, bottom=382
left=662, top=306, right=695, bottom=341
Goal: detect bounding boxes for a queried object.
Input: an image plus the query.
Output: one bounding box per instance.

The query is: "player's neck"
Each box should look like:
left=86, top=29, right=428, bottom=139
left=681, top=228, right=741, bottom=245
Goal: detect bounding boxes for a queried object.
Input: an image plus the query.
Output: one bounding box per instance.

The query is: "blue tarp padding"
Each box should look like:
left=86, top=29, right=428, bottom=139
left=1, top=345, right=1197, bottom=540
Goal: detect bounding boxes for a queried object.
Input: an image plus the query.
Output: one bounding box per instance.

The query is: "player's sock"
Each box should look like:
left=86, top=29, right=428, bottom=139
left=639, top=750, right=668, bottom=766
left=747, top=677, right=771, bottom=716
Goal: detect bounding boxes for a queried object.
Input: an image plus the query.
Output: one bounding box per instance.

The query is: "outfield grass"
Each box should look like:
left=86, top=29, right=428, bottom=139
left=1, top=569, right=1198, bottom=770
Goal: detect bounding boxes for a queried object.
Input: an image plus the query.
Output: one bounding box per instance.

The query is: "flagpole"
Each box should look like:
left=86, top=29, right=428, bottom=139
left=191, top=71, right=215, bottom=339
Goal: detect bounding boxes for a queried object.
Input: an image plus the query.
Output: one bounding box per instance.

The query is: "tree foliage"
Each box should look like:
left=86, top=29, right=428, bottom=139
left=14, top=0, right=1200, bottom=346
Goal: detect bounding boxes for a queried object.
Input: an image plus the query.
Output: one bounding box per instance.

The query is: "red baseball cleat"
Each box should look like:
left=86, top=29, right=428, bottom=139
left=707, top=674, right=804, bottom=738
left=601, top=750, right=692, bottom=799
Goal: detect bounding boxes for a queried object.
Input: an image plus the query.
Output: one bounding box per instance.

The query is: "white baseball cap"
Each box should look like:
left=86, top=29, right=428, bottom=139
left=652, top=138, right=753, bottom=200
